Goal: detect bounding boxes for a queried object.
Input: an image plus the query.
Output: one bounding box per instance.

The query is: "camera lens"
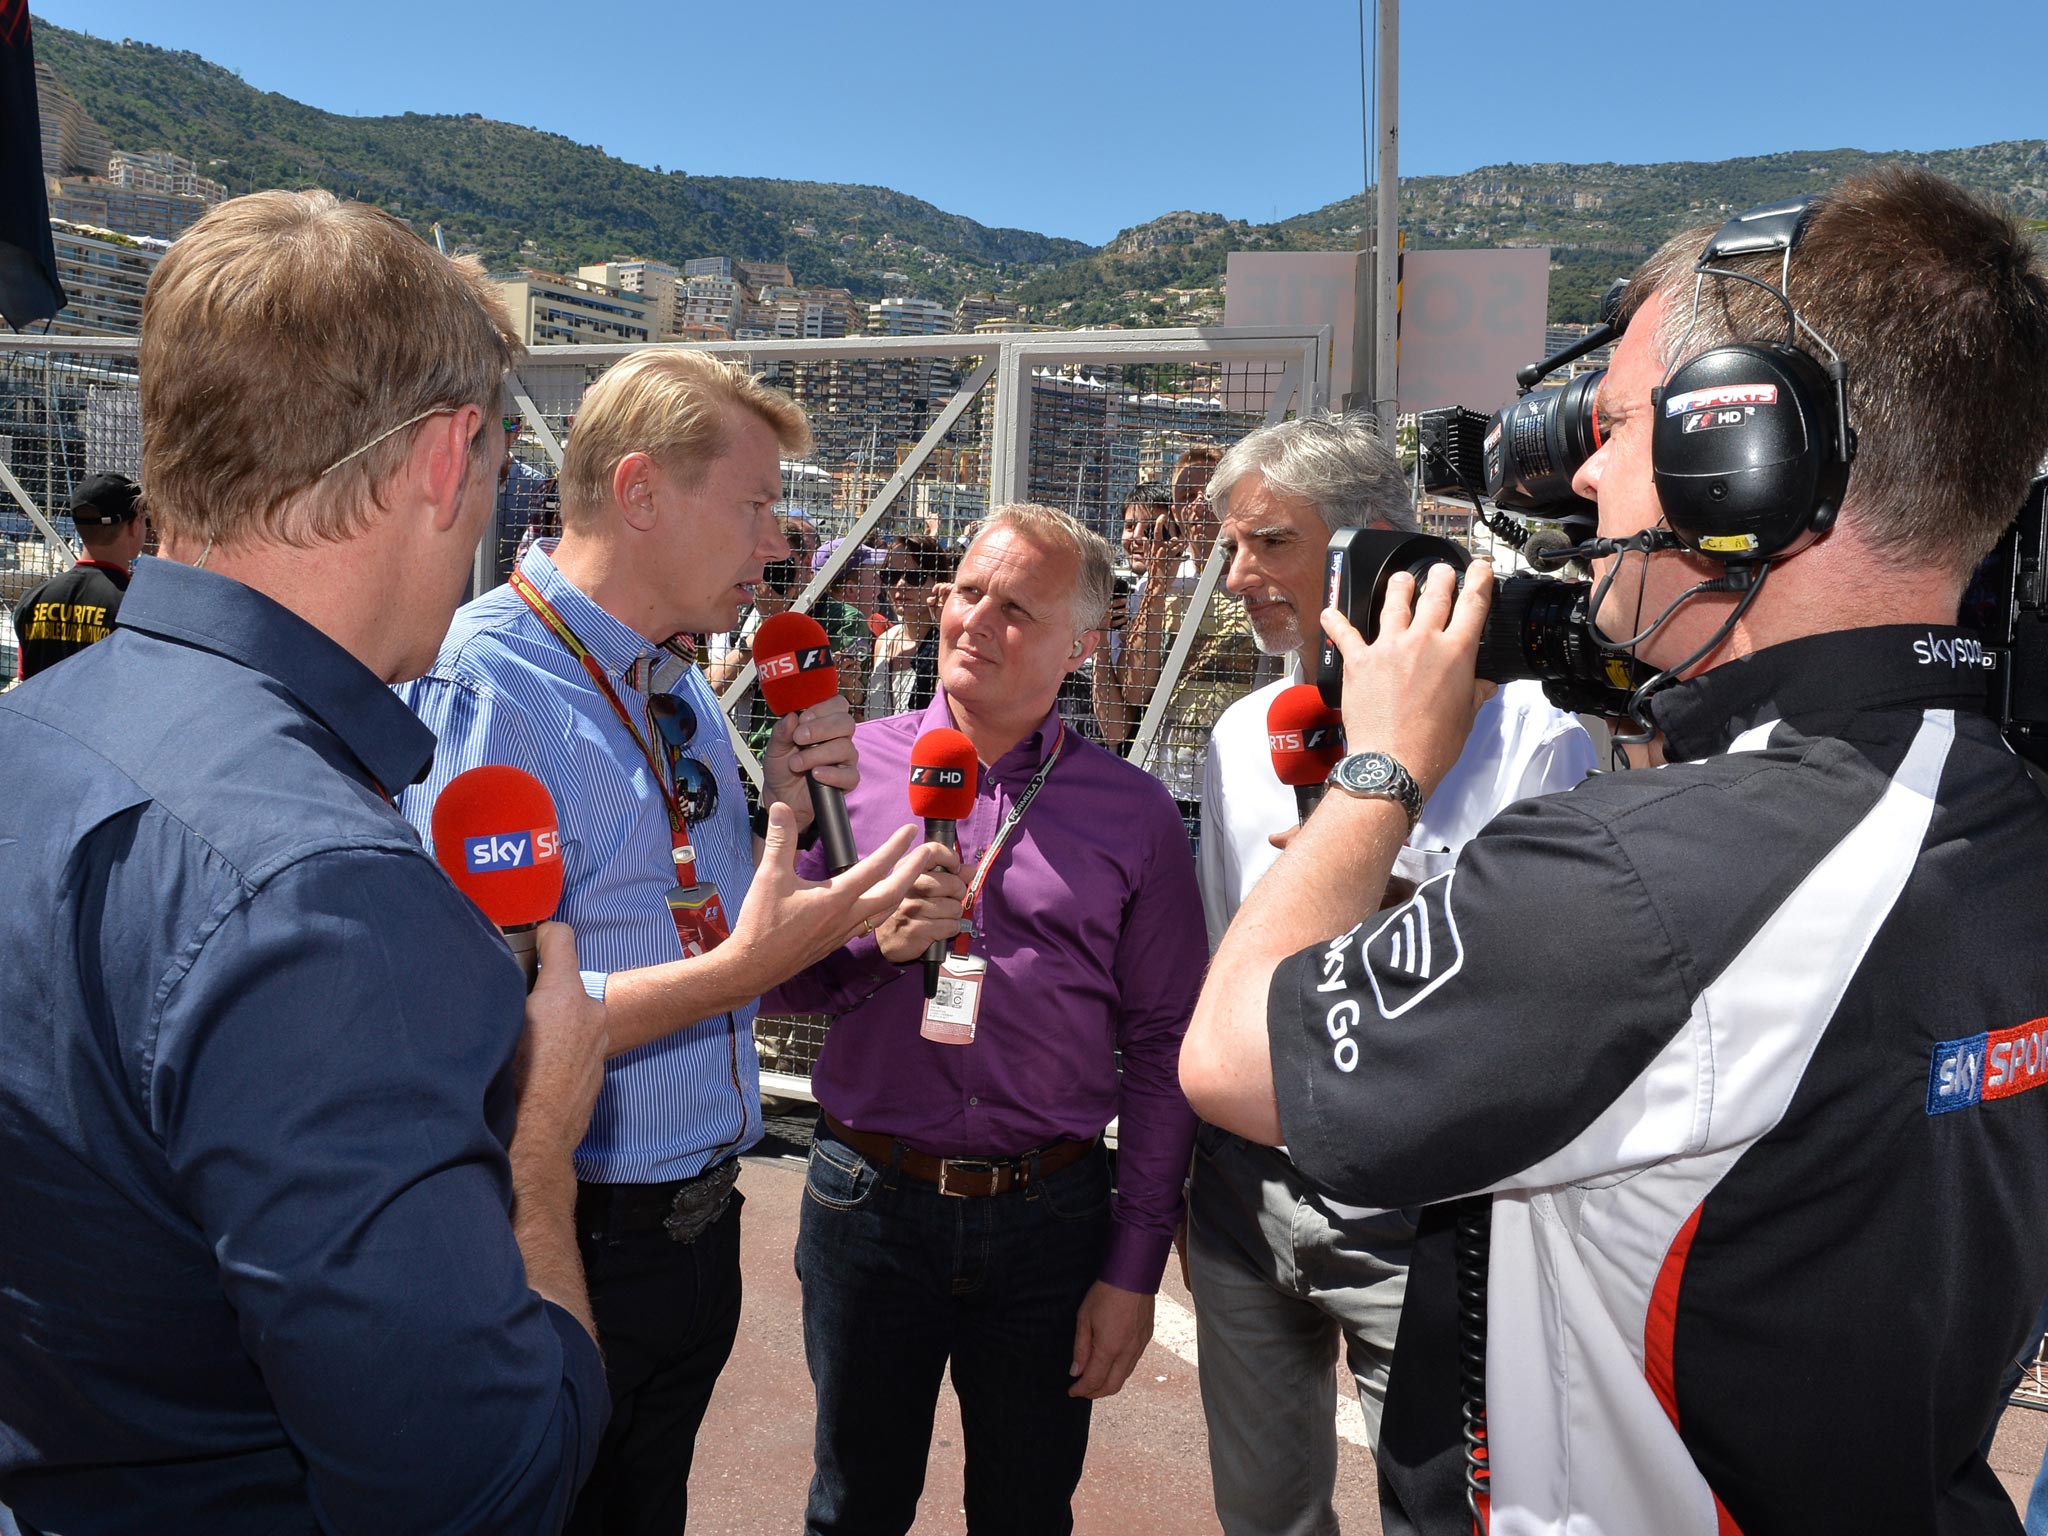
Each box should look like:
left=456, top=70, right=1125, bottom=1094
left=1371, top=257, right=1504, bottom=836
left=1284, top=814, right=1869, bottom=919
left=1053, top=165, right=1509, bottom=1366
left=1485, top=370, right=1604, bottom=516
left=1476, top=573, right=1643, bottom=716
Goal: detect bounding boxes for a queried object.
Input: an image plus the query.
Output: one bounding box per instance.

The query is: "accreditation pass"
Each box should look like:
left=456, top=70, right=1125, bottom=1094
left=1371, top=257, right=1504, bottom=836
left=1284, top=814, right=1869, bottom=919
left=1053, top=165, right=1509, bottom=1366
left=921, top=953, right=986, bottom=1045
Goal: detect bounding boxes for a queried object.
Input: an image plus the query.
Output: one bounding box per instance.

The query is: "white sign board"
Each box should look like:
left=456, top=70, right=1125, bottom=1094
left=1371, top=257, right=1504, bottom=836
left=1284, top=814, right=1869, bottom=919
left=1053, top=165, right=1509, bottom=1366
left=1224, top=250, right=1366, bottom=410
left=1395, top=248, right=1550, bottom=415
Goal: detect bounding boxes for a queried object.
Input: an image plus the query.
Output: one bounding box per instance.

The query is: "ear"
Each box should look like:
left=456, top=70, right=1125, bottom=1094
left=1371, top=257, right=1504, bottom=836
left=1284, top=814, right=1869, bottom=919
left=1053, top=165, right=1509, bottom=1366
left=420, top=405, right=483, bottom=534
left=613, top=451, right=661, bottom=533
left=1066, top=629, right=1101, bottom=673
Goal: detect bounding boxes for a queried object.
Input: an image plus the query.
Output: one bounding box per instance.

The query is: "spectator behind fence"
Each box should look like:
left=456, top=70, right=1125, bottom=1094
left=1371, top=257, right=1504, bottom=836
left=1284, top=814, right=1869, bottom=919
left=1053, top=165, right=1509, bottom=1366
left=0, top=190, right=613, bottom=1533
left=1185, top=413, right=1594, bottom=1535
left=10, top=472, right=146, bottom=681
left=813, top=536, right=883, bottom=708
left=704, top=512, right=822, bottom=756
left=1182, top=169, right=2048, bottom=1536
left=765, top=503, right=1207, bottom=1536
left=864, top=534, right=945, bottom=718
left=1094, top=446, right=1264, bottom=793
left=494, top=406, right=556, bottom=581
left=395, top=348, right=934, bottom=1536
left=1106, top=481, right=1171, bottom=669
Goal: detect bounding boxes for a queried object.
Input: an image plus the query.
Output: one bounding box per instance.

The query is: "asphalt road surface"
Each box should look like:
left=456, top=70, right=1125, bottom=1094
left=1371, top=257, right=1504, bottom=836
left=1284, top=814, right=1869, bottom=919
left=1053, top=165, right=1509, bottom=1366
left=683, top=1135, right=2048, bottom=1534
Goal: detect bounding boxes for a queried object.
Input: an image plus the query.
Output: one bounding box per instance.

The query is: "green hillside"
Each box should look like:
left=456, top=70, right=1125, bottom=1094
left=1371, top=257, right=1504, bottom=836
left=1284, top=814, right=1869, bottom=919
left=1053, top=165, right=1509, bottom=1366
left=34, top=14, right=2048, bottom=329
left=30, top=18, right=1088, bottom=301
left=1021, top=142, right=2048, bottom=326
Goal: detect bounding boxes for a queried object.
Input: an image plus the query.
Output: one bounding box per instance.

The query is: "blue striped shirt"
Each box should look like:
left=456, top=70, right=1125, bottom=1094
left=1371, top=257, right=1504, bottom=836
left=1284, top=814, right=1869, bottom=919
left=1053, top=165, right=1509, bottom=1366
left=395, top=542, right=761, bottom=1184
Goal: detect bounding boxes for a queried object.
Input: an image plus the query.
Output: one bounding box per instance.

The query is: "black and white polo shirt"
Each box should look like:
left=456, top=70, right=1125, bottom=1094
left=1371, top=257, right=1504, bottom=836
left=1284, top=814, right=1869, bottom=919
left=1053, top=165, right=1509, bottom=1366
left=1271, top=624, right=2048, bottom=1536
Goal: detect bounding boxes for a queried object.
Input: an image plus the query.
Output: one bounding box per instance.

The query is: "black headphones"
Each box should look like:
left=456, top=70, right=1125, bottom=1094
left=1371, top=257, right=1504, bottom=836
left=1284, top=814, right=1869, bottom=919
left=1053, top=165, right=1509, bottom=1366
left=1649, top=198, right=1858, bottom=562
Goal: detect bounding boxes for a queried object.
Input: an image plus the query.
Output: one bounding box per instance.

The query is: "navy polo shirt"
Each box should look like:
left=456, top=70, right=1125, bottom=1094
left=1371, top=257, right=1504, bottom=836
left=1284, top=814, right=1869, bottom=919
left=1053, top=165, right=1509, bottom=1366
left=0, top=559, right=607, bottom=1533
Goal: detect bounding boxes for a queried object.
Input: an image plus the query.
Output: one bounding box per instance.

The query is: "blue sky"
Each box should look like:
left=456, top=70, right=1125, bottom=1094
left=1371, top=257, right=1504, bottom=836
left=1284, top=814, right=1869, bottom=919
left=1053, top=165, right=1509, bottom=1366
left=31, top=1, right=2048, bottom=247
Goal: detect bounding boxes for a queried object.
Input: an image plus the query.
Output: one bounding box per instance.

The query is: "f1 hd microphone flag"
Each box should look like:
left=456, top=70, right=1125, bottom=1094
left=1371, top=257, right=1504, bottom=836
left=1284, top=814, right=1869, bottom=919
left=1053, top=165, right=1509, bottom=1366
left=0, top=1, right=65, bottom=330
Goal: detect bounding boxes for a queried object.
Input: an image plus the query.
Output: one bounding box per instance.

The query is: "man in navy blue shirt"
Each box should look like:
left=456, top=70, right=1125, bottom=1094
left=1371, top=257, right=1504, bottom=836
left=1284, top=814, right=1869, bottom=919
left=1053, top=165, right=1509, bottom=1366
left=0, top=191, right=611, bottom=1534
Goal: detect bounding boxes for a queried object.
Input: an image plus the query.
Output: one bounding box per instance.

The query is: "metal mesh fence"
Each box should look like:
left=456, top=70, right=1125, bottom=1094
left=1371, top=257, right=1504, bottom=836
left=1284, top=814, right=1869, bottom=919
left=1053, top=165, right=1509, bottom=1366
left=0, top=346, right=151, bottom=679
left=1015, top=359, right=1290, bottom=832
left=0, top=331, right=1324, bottom=1086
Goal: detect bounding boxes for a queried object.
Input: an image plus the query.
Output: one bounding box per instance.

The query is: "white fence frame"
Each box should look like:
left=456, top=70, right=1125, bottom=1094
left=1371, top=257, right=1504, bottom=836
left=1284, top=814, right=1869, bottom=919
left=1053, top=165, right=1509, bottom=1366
left=0, top=325, right=1330, bottom=791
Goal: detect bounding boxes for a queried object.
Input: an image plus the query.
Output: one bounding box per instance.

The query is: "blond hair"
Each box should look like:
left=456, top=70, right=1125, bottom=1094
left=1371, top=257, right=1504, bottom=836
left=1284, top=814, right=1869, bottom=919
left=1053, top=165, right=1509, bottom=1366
left=967, top=503, right=1117, bottom=630
left=139, top=190, right=521, bottom=550
left=558, top=349, right=813, bottom=523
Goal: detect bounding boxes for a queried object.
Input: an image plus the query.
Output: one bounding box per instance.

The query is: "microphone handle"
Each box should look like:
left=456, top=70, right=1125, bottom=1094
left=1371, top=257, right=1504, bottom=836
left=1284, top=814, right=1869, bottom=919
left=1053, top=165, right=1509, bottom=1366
left=812, top=779, right=858, bottom=874
left=922, top=818, right=957, bottom=999
left=1294, top=782, right=1327, bottom=824
left=503, top=922, right=540, bottom=993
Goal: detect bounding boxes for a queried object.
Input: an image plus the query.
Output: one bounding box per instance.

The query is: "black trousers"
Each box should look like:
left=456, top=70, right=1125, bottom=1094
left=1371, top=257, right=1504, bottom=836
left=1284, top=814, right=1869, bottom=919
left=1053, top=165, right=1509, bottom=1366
left=564, top=1183, right=745, bottom=1536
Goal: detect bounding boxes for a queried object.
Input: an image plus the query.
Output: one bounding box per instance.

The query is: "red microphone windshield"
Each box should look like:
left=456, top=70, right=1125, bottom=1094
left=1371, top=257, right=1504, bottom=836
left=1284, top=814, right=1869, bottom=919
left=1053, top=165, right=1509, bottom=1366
left=753, top=610, right=841, bottom=714
left=430, top=764, right=565, bottom=928
left=907, top=728, right=978, bottom=820
left=1267, top=684, right=1345, bottom=788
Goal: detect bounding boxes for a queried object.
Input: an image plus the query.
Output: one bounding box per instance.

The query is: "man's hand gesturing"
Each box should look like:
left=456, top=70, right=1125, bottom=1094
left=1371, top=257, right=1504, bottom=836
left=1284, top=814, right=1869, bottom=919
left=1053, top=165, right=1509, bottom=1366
left=729, top=804, right=938, bottom=992
left=872, top=843, right=968, bottom=964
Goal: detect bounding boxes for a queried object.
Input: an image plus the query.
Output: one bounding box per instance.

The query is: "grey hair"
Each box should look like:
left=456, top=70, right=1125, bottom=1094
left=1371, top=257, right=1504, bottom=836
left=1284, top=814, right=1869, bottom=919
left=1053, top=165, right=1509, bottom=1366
left=1208, top=411, right=1418, bottom=535
left=965, top=503, right=1117, bottom=630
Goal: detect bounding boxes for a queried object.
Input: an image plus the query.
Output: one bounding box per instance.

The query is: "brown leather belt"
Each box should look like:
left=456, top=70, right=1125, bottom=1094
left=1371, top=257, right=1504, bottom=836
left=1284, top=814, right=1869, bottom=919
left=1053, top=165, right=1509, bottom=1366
left=821, top=1114, right=1096, bottom=1198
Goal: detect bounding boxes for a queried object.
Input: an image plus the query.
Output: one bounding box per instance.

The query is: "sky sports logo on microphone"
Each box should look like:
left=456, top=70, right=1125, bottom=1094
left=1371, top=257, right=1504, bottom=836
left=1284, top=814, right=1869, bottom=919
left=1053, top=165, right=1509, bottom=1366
left=464, top=828, right=562, bottom=873
left=759, top=645, right=833, bottom=682
left=910, top=764, right=968, bottom=789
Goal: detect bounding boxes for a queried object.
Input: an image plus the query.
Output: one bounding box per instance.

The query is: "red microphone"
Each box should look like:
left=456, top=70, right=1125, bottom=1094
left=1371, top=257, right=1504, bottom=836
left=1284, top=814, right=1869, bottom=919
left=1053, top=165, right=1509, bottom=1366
left=1267, top=684, right=1345, bottom=823
left=431, top=764, right=565, bottom=988
left=907, top=727, right=978, bottom=998
left=754, top=610, right=857, bottom=873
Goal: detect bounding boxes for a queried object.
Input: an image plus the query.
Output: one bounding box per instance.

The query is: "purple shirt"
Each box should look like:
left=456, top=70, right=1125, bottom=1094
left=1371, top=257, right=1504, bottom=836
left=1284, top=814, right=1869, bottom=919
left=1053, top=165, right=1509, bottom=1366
left=765, top=690, right=1206, bottom=1293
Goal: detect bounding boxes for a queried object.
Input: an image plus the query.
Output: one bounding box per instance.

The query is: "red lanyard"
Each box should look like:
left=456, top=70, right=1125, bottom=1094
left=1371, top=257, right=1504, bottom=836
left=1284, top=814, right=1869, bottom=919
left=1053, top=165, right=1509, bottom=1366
left=509, top=567, right=701, bottom=866
left=954, top=721, right=1065, bottom=954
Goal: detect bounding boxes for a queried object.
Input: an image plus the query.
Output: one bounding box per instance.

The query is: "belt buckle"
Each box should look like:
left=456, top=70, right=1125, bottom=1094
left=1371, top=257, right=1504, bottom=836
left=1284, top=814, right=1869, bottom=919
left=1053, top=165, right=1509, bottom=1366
left=936, top=1156, right=996, bottom=1197
left=663, top=1160, right=738, bottom=1241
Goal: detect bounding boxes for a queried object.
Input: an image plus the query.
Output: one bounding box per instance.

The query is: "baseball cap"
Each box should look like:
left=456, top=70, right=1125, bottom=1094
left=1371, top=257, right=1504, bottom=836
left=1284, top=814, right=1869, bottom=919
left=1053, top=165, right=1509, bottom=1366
left=68, top=473, right=141, bottom=526
left=812, top=538, right=884, bottom=573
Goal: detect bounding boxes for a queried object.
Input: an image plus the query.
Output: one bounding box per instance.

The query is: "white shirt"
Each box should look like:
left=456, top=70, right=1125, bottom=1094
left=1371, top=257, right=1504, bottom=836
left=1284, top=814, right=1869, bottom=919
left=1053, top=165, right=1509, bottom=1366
left=1198, top=670, right=1598, bottom=948
left=1197, top=666, right=1597, bottom=1216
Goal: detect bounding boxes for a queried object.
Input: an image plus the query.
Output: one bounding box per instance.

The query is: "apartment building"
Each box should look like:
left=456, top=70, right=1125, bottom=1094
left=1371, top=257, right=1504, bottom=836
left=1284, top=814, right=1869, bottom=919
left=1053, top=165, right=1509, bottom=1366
left=493, top=271, right=654, bottom=346
left=43, top=220, right=166, bottom=336
left=579, top=258, right=682, bottom=337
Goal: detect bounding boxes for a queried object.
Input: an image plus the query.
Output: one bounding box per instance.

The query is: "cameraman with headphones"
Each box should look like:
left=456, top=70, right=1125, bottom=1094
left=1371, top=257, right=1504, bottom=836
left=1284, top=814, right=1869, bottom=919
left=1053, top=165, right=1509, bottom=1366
left=1182, top=168, right=2048, bottom=1535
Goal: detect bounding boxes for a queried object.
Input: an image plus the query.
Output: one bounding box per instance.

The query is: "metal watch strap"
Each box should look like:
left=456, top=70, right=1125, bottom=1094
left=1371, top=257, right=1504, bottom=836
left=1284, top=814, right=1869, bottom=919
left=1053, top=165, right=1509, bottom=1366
left=1327, top=750, right=1424, bottom=831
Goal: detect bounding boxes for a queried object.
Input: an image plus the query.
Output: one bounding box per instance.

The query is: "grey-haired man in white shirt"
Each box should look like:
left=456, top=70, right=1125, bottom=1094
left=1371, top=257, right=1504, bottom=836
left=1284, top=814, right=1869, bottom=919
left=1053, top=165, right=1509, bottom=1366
left=1188, top=413, right=1596, bottom=1536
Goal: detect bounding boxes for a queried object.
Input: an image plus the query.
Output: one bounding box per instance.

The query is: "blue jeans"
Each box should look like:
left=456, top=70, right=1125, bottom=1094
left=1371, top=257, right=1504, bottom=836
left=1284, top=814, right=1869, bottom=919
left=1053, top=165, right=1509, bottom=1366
left=1992, top=1293, right=2048, bottom=1536
left=795, top=1127, right=1113, bottom=1536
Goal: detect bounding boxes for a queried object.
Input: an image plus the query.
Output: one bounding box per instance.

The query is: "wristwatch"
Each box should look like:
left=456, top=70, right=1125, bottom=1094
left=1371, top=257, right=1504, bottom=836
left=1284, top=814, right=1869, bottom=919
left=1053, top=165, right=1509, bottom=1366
left=1326, top=750, right=1424, bottom=831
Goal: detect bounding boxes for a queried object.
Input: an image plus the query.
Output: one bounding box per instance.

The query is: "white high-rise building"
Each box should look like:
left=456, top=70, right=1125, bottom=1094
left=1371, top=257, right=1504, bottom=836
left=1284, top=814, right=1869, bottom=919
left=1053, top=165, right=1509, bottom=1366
left=107, top=149, right=226, bottom=204
left=679, top=275, right=745, bottom=336
left=866, top=297, right=954, bottom=336
left=579, top=259, right=682, bottom=338
left=494, top=271, right=654, bottom=347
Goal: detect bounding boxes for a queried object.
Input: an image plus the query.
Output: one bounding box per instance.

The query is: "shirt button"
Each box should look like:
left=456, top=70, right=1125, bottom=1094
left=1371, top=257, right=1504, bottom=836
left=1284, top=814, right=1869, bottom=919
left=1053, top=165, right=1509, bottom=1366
left=968, top=1096, right=979, bottom=1106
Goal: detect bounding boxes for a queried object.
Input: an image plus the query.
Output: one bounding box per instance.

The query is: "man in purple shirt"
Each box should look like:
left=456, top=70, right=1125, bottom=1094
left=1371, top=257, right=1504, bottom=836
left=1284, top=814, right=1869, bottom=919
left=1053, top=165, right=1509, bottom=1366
left=767, top=503, right=1206, bottom=1535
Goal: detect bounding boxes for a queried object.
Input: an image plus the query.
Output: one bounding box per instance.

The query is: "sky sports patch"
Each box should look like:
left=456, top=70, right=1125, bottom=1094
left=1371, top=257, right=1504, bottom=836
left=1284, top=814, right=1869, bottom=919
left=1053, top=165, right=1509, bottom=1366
left=1926, top=1018, right=2048, bottom=1115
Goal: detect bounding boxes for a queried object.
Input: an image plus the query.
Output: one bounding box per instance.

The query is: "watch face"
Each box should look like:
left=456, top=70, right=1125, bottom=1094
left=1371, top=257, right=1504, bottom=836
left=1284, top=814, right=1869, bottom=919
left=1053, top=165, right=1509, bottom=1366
left=1342, top=752, right=1396, bottom=792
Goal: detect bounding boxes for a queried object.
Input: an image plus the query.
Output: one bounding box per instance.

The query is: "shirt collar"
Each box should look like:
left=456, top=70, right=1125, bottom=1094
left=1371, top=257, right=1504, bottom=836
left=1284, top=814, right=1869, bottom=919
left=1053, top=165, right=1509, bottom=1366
left=926, top=687, right=1064, bottom=778
left=114, top=556, right=437, bottom=791
left=521, top=538, right=662, bottom=678
left=1648, top=624, right=1995, bottom=762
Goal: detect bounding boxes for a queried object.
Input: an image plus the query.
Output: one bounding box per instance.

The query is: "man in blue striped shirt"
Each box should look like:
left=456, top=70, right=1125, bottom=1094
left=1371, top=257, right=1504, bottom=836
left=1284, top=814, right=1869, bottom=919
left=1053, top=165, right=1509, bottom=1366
left=398, top=350, right=933, bottom=1536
